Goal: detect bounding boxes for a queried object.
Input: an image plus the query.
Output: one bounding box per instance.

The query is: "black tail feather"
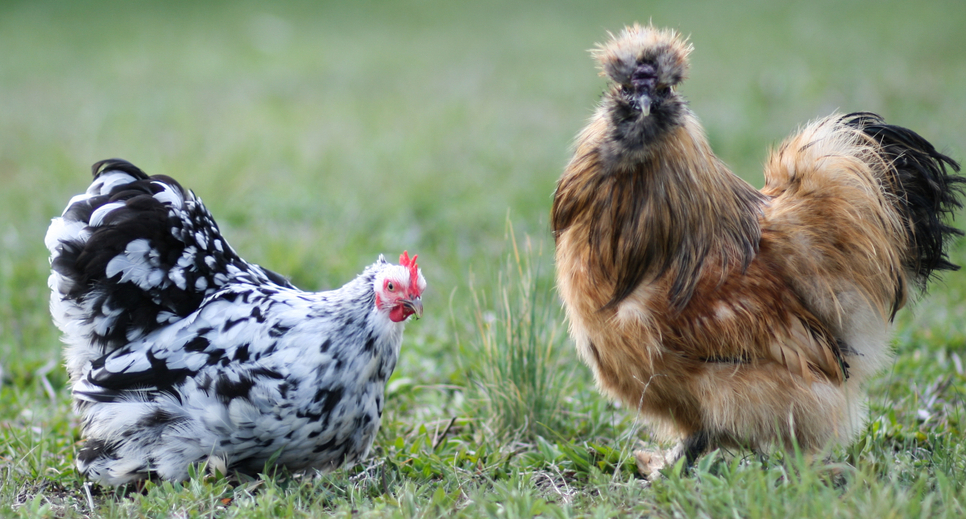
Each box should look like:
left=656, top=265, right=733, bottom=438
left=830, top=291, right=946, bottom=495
left=843, top=112, right=965, bottom=289
left=92, top=158, right=149, bottom=180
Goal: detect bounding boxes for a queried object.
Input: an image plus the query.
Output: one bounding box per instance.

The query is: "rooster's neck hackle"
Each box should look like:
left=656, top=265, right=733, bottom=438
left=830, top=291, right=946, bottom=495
left=553, top=24, right=764, bottom=311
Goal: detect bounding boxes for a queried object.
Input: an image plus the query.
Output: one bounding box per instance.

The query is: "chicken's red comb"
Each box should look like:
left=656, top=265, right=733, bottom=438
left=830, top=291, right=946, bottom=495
left=400, top=251, right=420, bottom=290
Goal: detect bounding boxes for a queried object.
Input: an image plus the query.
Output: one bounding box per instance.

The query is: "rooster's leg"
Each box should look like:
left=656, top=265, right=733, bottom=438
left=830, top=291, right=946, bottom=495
left=633, top=430, right=712, bottom=478
left=682, top=430, right=710, bottom=468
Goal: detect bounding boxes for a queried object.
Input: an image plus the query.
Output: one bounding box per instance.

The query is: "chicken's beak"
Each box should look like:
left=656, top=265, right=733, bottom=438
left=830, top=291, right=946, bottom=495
left=402, top=297, right=423, bottom=320
left=637, top=94, right=652, bottom=117
left=630, top=63, right=656, bottom=116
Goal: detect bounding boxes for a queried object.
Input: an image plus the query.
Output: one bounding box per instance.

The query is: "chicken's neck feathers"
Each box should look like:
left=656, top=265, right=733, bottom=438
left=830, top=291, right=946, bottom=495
left=553, top=108, right=764, bottom=311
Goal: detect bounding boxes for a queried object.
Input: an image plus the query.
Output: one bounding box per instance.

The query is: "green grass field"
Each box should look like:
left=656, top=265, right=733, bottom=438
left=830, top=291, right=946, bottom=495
left=2, top=0, right=966, bottom=516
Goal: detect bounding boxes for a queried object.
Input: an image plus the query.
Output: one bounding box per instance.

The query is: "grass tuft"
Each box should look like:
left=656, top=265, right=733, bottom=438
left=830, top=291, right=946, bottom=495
left=464, top=217, right=574, bottom=442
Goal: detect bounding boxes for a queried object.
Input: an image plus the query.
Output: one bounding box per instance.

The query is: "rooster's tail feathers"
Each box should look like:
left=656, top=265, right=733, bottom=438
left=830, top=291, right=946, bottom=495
left=843, top=112, right=965, bottom=288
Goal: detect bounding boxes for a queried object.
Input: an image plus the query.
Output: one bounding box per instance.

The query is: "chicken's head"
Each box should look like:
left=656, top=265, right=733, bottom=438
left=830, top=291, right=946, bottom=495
left=593, top=23, right=692, bottom=118
left=375, top=251, right=426, bottom=322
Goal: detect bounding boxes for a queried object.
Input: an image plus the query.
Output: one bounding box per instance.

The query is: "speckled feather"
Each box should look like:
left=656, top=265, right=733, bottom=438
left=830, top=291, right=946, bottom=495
left=47, top=159, right=425, bottom=484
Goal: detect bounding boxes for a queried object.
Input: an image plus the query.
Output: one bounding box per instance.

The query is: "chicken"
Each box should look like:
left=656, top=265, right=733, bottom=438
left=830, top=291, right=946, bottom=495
left=551, top=24, right=964, bottom=471
left=45, top=159, right=425, bottom=485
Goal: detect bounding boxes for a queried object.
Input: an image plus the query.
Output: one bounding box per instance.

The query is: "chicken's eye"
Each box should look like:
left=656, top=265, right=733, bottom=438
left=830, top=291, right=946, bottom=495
left=386, top=281, right=395, bottom=292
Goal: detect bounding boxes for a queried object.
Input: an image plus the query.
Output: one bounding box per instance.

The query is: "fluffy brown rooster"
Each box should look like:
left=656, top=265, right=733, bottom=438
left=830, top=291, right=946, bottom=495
left=551, top=24, right=963, bottom=472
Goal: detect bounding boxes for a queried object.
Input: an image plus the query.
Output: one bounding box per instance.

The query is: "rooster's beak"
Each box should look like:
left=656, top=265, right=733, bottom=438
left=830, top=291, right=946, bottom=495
left=630, top=63, right=656, bottom=116
left=637, top=94, right=652, bottom=116
left=402, top=297, right=423, bottom=320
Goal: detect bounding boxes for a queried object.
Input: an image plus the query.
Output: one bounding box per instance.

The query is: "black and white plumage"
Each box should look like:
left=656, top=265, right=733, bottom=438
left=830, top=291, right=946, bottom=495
left=46, top=159, right=426, bottom=485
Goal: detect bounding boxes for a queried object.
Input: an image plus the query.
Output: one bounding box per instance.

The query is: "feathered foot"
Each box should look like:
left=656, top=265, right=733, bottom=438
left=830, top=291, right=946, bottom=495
left=633, top=432, right=710, bottom=478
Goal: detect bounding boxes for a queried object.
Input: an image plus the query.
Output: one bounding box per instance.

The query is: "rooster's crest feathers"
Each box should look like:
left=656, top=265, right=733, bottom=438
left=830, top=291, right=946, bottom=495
left=592, top=23, right=692, bottom=89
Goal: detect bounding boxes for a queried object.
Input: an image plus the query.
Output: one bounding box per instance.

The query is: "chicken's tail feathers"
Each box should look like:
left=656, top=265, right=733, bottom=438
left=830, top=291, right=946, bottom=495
left=92, top=158, right=149, bottom=181
left=47, top=159, right=292, bottom=357
left=843, top=112, right=965, bottom=288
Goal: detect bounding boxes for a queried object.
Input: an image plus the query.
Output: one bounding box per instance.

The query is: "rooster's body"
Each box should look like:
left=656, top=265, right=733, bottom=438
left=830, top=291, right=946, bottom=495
left=46, top=159, right=425, bottom=485
left=552, top=25, right=963, bottom=467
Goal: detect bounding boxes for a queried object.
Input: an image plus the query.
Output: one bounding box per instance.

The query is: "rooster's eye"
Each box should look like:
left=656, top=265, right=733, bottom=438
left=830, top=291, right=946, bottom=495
left=387, top=281, right=395, bottom=292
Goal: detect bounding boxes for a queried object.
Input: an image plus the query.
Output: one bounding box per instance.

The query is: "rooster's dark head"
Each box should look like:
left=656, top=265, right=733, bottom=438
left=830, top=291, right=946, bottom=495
left=593, top=24, right=692, bottom=147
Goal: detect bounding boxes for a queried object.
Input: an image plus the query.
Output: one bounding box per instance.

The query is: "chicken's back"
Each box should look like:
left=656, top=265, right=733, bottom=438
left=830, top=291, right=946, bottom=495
left=46, top=159, right=292, bottom=381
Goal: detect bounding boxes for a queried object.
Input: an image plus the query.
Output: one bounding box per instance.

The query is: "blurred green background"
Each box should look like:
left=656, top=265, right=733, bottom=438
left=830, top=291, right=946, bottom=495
left=2, top=0, right=965, bottom=418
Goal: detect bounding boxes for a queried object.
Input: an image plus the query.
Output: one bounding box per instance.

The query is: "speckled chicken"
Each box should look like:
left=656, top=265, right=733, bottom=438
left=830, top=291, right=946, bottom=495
left=46, top=159, right=425, bottom=485
left=551, top=24, right=963, bottom=472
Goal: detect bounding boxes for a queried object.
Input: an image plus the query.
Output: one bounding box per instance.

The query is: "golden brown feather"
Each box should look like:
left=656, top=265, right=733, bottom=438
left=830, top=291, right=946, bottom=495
left=552, top=24, right=964, bottom=468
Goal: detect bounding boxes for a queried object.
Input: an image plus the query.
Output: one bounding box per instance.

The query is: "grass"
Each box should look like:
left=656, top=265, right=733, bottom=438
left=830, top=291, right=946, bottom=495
left=465, top=219, right=574, bottom=442
left=2, top=0, right=966, bottom=516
